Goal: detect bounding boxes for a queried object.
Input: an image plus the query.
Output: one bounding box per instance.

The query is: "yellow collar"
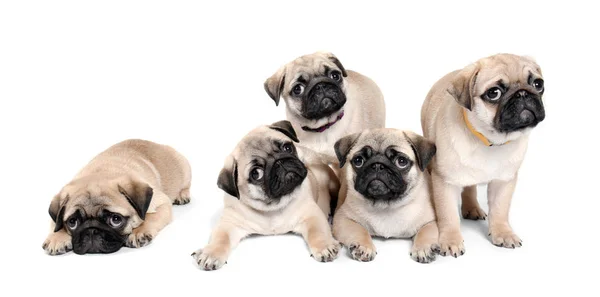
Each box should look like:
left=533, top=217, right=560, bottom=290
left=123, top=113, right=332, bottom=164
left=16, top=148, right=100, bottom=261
left=462, top=109, right=509, bottom=147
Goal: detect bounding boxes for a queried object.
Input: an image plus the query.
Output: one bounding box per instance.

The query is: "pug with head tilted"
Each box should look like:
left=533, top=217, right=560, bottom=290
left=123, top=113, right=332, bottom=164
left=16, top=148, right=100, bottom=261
left=192, top=121, right=340, bottom=270
left=421, top=53, right=546, bottom=257
left=42, top=139, right=192, bottom=255
left=264, top=52, right=385, bottom=164
left=332, top=128, right=439, bottom=263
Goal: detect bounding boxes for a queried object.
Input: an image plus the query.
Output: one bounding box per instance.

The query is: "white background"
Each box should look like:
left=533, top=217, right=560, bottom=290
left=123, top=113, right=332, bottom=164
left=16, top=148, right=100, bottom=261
left=1, top=1, right=598, bottom=296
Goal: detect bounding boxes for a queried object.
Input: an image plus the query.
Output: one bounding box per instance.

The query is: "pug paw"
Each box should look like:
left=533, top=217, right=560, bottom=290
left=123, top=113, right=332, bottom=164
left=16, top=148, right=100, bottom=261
left=348, top=242, right=377, bottom=262
left=173, top=196, right=191, bottom=205
left=42, top=232, right=72, bottom=255
left=191, top=247, right=228, bottom=271
left=310, top=240, right=341, bottom=262
left=410, top=242, right=439, bottom=264
left=489, top=226, right=522, bottom=248
left=439, top=231, right=465, bottom=258
left=462, top=206, right=487, bottom=220
left=126, top=229, right=156, bottom=248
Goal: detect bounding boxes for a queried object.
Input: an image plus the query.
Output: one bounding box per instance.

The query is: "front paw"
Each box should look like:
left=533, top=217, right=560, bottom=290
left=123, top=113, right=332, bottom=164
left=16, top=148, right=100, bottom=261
left=348, top=242, right=377, bottom=262
left=42, top=232, right=72, bottom=255
left=410, top=242, right=440, bottom=264
left=126, top=228, right=157, bottom=248
left=439, top=231, right=465, bottom=258
left=310, top=240, right=341, bottom=262
left=489, top=226, right=522, bottom=248
left=191, top=247, right=228, bottom=271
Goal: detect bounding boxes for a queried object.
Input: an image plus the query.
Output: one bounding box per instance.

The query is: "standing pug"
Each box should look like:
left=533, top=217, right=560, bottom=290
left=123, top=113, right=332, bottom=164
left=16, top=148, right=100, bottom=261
left=421, top=53, right=546, bottom=256
left=332, top=128, right=439, bottom=263
left=264, top=52, right=386, bottom=164
left=192, top=121, right=340, bottom=270
left=42, top=139, right=192, bottom=255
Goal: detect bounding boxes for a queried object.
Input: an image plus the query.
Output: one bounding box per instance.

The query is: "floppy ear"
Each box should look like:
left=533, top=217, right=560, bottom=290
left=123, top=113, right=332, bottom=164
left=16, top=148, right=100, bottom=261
left=49, top=194, right=68, bottom=232
left=118, top=181, right=153, bottom=220
left=403, top=132, right=437, bottom=172
left=268, top=120, right=299, bottom=143
left=447, top=64, right=479, bottom=111
left=264, top=67, right=286, bottom=106
left=217, top=157, right=239, bottom=199
left=326, top=53, right=348, bottom=77
left=334, top=132, right=361, bottom=168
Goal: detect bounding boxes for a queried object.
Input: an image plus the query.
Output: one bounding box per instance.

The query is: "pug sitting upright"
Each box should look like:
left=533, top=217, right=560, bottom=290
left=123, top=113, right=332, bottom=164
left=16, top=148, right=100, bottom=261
left=332, top=129, right=439, bottom=263
left=42, top=139, right=192, bottom=255
left=192, top=121, right=340, bottom=270
left=421, top=53, right=546, bottom=257
left=264, top=52, right=385, bottom=164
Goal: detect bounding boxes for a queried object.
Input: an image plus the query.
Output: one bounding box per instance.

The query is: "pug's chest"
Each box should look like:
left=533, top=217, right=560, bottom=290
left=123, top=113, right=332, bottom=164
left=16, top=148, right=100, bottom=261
left=440, top=141, right=528, bottom=186
left=360, top=204, right=434, bottom=239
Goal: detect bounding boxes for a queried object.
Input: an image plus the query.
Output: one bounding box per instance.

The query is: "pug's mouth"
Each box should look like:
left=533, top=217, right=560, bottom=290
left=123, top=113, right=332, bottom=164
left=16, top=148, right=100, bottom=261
left=301, top=110, right=344, bottom=133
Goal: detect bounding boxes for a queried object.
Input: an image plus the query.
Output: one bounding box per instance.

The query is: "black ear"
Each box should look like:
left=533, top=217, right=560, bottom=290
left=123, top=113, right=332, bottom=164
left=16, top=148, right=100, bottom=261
left=327, top=53, right=348, bottom=77
left=118, top=182, right=153, bottom=220
left=264, top=68, right=286, bottom=106
left=49, top=194, right=68, bottom=232
left=447, top=64, right=479, bottom=111
left=268, top=120, right=299, bottom=143
left=217, top=159, right=239, bottom=199
left=403, top=132, right=437, bottom=172
left=334, top=132, right=361, bottom=168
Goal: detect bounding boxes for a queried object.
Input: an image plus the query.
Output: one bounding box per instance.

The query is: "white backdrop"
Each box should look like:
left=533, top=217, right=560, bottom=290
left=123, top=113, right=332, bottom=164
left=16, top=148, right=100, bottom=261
left=1, top=1, right=597, bottom=296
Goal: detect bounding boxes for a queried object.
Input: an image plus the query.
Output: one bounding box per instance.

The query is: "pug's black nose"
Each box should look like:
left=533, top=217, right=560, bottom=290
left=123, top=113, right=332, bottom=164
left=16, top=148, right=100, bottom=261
left=372, top=163, right=384, bottom=171
left=321, top=98, right=335, bottom=110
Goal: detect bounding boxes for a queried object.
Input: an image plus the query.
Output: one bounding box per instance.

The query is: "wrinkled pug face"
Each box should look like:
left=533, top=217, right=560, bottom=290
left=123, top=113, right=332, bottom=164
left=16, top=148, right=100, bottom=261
left=48, top=180, right=152, bottom=254
left=335, top=129, right=436, bottom=208
left=217, top=121, right=309, bottom=212
left=264, top=52, right=348, bottom=131
left=450, top=53, right=546, bottom=135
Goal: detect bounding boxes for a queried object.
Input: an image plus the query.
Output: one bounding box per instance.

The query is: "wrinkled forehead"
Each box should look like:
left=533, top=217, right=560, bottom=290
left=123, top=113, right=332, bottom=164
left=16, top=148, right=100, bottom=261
left=64, top=195, right=128, bottom=219
left=475, top=55, right=542, bottom=93
left=286, top=54, right=335, bottom=83
left=350, top=132, right=415, bottom=159
left=235, top=127, right=290, bottom=166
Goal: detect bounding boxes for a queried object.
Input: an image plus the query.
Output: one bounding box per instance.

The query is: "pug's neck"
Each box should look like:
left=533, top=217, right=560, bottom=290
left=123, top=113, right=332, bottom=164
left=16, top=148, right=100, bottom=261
left=463, top=108, right=530, bottom=146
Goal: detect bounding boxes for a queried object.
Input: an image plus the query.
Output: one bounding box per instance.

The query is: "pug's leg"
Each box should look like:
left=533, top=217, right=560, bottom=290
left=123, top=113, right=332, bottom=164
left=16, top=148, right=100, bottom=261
left=295, top=209, right=340, bottom=262
left=332, top=214, right=376, bottom=262
left=192, top=222, right=249, bottom=271
left=410, top=221, right=439, bottom=263
left=488, top=176, right=522, bottom=248
left=431, top=170, right=465, bottom=257
left=127, top=203, right=172, bottom=248
left=461, top=185, right=487, bottom=220
left=42, top=226, right=72, bottom=255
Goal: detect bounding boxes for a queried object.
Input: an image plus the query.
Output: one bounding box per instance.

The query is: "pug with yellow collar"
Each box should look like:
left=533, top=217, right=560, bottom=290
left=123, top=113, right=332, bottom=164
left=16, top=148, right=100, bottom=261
left=421, top=53, right=546, bottom=257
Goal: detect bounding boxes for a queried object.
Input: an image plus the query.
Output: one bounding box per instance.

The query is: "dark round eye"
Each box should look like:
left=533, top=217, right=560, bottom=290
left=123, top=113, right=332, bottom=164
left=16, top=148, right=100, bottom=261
left=250, top=168, right=264, bottom=181
left=292, top=84, right=304, bottom=95
left=282, top=143, right=294, bottom=153
left=329, top=71, right=342, bottom=81
left=395, top=156, right=409, bottom=169
left=67, top=217, right=78, bottom=230
left=352, top=156, right=364, bottom=168
left=108, top=214, right=124, bottom=228
left=533, top=78, right=544, bottom=92
left=484, top=87, right=502, bottom=101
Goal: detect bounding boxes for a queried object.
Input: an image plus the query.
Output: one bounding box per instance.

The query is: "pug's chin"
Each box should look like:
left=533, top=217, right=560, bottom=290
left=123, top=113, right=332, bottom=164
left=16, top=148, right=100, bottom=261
left=244, top=184, right=303, bottom=212
left=296, top=108, right=345, bottom=129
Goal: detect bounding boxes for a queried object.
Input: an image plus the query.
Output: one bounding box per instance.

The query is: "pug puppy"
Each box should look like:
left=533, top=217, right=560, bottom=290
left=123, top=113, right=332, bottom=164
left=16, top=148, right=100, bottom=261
left=42, top=139, right=192, bottom=255
left=264, top=52, right=385, bottom=164
left=191, top=121, right=340, bottom=270
left=332, top=128, right=439, bottom=263
left=421, top=53, right=546, bottom=256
